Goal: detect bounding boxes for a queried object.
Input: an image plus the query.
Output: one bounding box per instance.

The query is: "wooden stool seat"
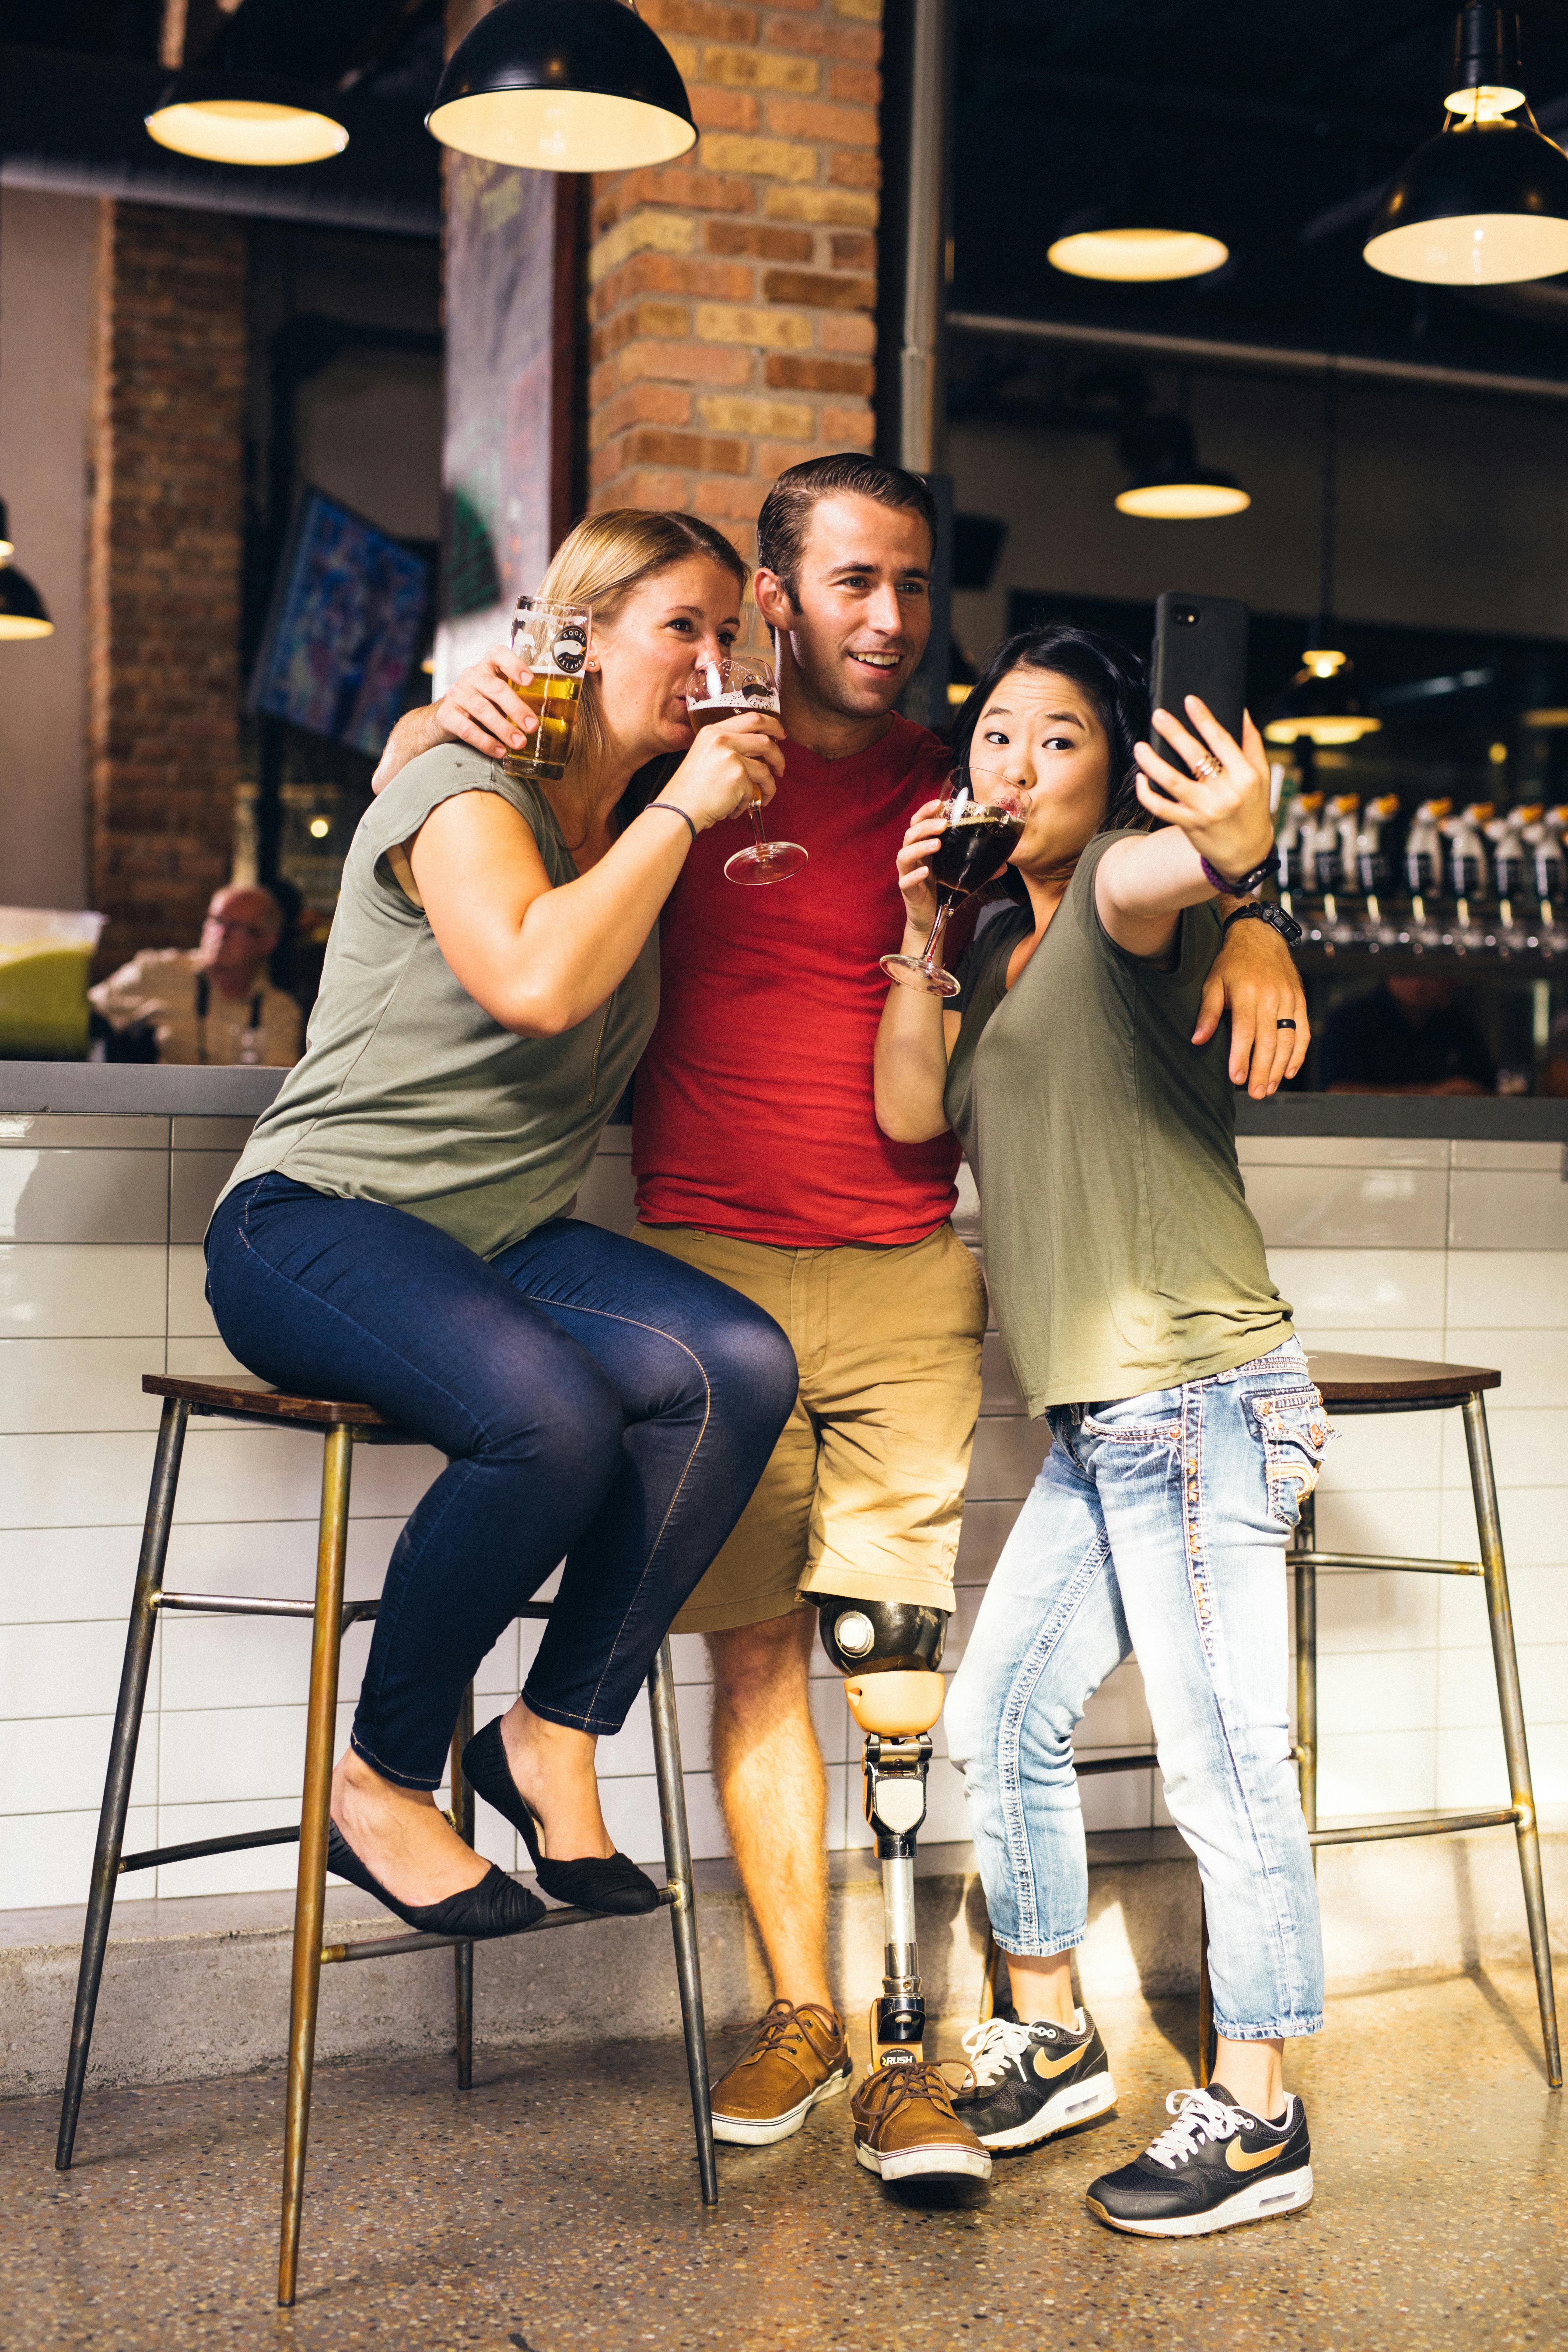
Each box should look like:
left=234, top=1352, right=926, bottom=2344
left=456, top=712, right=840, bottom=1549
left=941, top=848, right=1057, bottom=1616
left=57, top=1379, right=718, bottom=2306
left=1307, top=1352, right=1502, bottom=1409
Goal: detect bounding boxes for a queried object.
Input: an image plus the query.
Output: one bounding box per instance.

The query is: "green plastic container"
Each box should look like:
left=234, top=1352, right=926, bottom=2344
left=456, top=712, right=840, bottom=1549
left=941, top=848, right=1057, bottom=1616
left=0, top=909, right=107, bottom=1059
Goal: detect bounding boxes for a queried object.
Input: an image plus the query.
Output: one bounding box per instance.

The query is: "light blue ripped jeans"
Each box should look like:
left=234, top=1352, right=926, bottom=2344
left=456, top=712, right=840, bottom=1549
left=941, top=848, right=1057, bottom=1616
left=945, top=1338, right=1333, bottom=2042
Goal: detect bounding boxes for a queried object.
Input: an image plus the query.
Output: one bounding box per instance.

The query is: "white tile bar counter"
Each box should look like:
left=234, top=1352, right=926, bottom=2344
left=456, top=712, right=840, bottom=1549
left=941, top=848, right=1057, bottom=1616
left=2, top=1064, right=1563, bottom=2088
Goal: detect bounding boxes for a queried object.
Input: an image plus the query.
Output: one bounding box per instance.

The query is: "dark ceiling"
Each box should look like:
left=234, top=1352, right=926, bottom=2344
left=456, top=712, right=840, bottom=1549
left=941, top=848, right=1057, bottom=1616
left=950, top=0, right=1568, bottom=385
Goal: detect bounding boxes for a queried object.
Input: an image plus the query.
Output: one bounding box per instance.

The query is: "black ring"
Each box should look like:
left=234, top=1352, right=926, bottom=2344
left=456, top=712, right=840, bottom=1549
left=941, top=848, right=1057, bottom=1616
left=1276, top=1018, right=1297, bottom=1030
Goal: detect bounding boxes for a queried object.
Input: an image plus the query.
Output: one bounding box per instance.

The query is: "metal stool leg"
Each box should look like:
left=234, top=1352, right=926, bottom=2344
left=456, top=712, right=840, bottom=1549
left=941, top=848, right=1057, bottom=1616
left=1462, top=1392, right=1561, bottom=2088
left=648, top=1638, right=718, bottom=2206
left=449, top=1682, right=476, bottom=2092
left=56, top=1397, right=189, bottom=2170
left=1293, top=1496, right=1318, bottom=1872
left=279, top=1424, right=355, bottom=2306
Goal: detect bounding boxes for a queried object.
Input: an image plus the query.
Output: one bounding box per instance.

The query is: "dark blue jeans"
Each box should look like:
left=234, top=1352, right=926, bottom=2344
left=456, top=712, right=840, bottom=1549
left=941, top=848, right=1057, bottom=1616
left=206, top=1174, right=797, bottom=1790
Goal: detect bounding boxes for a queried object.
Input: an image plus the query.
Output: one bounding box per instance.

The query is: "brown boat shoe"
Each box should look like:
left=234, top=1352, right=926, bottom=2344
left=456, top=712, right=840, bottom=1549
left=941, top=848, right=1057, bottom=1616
left=851, top=2057, right=993, bottom=2183
left=709, top=1999, right=853, bottom=2146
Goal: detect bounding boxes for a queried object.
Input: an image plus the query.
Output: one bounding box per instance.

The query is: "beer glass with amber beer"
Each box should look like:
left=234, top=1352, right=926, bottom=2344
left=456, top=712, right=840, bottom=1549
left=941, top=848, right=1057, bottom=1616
left=686, top=654, right=807, bottom=885
left=504, top=596, right=592, bottom=782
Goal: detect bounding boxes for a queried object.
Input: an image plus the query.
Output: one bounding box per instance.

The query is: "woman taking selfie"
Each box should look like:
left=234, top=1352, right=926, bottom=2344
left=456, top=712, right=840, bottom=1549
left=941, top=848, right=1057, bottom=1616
left=874, top=625, right=1331, bottom=2237
left=207, top=511, right=798, bottom=1939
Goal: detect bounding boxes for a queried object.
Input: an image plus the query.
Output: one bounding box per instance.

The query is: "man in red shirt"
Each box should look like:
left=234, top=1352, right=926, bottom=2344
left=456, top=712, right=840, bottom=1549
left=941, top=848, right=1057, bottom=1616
left=373, top=455, right=1306, bottom=2162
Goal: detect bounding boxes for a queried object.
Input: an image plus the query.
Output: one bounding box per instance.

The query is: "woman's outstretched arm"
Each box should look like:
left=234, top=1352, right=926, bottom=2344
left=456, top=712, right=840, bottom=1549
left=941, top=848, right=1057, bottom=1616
left=874, top=799, right=961, bottom=1142
left=1095, top=699, right=1276, bottom=963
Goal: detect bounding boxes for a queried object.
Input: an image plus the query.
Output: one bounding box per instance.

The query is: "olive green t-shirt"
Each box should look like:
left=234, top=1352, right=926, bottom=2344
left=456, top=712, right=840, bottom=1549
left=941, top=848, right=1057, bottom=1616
left=943, top=832, right=1292, bottom=1413
left=219, top=745, right=659, bottom=1261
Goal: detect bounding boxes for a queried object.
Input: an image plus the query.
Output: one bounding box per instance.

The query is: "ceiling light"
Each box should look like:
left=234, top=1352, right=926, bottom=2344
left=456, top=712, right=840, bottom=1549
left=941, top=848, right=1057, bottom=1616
left=1113, top=415, right=1250, bottom=519
left=1364, top=4, right=1568, bottom=285
left=1049, top=223, right=1229, bottom=283
left=0, top=560, right=54, bottom=642
left=428, top=0, right=696, bottom=175
left=1264, top=650, right=1381, bottom=746
left=146, top=73, right=349, bottom=166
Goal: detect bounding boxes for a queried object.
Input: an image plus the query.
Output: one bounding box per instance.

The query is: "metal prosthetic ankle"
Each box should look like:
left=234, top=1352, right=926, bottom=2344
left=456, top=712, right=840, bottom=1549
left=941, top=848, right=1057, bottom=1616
left=815, top=1596, right=947, bottom=2065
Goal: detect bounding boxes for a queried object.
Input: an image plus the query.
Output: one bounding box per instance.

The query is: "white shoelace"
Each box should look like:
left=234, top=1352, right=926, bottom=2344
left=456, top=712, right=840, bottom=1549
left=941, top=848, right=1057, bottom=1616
left=1143, top=2087, right=1255, bottom=2169
left=959, top=2018, right=1036, bottom=2090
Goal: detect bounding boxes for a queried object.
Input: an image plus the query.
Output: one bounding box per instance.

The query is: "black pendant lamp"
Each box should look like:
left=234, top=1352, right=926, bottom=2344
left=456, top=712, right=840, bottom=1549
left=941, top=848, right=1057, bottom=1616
left=1265, top=368, right=1379, bottom=748
left=1114, top=414, right=1250, bottom=520
left=146, top=71, right=350, bottom=167
left=1050, top=207, right=1228, bottom=284
left=1364, top=4, right=1568, bottom=285
left=428, top=0, right=696, bottom=175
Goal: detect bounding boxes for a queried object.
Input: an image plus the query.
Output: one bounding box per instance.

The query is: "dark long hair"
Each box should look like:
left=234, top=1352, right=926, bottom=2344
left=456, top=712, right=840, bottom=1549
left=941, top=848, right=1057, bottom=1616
left=949, top=623, right=1155, bottom=838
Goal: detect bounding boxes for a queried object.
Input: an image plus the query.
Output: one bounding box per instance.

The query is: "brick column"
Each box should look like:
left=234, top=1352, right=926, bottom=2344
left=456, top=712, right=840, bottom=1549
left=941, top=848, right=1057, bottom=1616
left=586, top=0, right=882, bottom=566
left=86, top=202, right=246, bottom=972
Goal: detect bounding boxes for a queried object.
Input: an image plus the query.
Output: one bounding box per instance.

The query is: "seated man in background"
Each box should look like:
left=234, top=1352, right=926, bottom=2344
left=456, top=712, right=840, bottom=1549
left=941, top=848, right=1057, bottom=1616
left=1321, top=974, right=1495, bottom=1096
left=90, top=883, right=303, bottom=1068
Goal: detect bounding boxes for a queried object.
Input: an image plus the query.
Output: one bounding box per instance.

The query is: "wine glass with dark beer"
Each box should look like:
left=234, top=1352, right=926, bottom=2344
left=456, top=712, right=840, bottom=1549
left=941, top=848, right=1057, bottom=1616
left=881, top=784, right=1027, bottom=996
left=686, top=656, right=807, bottom=886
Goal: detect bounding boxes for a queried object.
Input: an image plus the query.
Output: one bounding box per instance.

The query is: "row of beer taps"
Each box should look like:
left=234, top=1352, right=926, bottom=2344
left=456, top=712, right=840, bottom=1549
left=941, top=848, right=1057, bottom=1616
left=1273, top=790, right=1568, bottom=952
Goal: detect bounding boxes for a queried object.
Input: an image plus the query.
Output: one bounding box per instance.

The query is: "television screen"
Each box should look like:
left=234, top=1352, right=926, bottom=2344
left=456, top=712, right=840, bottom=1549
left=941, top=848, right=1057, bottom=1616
left=250, top=489, right=432, bottom=758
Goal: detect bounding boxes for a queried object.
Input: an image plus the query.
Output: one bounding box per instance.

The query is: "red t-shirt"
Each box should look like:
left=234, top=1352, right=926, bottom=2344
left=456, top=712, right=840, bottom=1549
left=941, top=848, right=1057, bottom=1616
left=633, top=713, right=964, bottom=1247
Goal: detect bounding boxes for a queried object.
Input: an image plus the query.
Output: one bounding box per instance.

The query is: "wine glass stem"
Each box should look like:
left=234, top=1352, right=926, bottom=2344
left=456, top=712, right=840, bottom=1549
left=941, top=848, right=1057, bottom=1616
left=749, top=798, right=768, bottom=854
left=922, top=894, right=954, bottom=981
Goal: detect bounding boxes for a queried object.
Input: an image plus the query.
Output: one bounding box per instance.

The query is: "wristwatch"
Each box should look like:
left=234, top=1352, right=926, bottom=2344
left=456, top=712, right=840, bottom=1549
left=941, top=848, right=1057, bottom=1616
left=1221, top=899, right=1304, bottom=946
left=1200, top=849, right=1278, bottom=896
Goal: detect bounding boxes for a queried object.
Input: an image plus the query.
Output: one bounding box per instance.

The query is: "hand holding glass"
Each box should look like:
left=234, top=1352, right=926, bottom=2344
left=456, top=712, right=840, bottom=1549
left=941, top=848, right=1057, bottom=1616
left=881, top=784, right=1027, bottom=996
left=503, top=595, right=592, bottom=783
left=686, top=656, right=807, bottom=886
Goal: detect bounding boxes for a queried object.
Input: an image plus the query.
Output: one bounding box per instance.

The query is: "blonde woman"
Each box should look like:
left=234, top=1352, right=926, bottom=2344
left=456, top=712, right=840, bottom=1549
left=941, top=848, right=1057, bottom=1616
left=207, top=513, right=799, bottom=1938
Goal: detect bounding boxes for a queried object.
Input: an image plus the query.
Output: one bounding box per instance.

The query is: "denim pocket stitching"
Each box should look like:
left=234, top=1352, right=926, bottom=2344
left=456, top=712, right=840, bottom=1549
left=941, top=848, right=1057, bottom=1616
left=1244, top=1390, right=1337, bottom=1530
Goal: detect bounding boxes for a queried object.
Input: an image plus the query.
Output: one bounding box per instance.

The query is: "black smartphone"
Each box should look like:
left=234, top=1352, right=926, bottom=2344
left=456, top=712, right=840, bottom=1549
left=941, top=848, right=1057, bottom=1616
left=1149, top=592, right=1250, bottom=777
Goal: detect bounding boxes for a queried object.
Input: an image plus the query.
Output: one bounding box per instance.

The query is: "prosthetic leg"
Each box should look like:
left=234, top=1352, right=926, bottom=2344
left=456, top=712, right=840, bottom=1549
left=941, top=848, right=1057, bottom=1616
left=815, top=1596, right=948, bottom=2063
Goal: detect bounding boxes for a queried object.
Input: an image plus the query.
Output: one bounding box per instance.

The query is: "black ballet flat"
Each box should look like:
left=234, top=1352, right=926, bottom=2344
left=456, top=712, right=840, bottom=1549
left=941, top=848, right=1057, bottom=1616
left=326, top=1820, right=546, bottom=1939
left=461, top=1716, right=661, bottom=1916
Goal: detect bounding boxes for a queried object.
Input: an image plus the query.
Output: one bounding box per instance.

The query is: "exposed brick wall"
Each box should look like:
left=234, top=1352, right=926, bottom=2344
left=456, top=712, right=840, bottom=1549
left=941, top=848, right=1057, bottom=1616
left=86, top=202, right=246, bottom=972
left=587, top=0, right=882, bottom=574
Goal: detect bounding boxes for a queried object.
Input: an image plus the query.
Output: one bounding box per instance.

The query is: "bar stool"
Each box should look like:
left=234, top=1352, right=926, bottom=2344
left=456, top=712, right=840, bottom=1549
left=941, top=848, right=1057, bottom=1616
left=981, top=1351, right=1561, bottom=2094
left=54, top=1373, right=718, bottom=2307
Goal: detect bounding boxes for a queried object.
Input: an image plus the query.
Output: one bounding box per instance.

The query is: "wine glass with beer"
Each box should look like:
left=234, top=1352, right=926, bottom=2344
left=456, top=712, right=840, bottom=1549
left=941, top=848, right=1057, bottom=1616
left=503, top=595, right=593, bottom=782
left=880, top=782, right=1027, bottom=996
left=686, top=655, right=807, bottom=886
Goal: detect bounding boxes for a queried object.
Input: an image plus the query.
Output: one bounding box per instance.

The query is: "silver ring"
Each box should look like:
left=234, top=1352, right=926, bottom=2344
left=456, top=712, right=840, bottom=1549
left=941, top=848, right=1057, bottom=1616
left=1191, top=752, right=1222, bottom=781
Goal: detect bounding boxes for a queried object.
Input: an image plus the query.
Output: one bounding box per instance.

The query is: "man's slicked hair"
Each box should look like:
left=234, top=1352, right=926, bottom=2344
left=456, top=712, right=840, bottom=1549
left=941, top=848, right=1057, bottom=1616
left=756, top=453, right=937, bottom=606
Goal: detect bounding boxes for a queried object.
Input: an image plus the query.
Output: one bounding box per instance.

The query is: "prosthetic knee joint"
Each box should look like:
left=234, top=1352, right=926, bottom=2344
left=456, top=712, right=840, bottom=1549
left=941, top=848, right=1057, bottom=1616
left=815, top=1595, right=947, bottom=2063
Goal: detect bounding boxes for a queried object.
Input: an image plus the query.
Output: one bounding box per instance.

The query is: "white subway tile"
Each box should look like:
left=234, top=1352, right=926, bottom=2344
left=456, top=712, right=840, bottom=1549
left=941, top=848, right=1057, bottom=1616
left=1314, top=1488, right=1443, bottom=1561
left=0, top=1707, right=157, bottom=1815
left=0, top=1431, right=156, bottom=1529
left=1310, top=1566, right=1440, bottom=1656
left=922, top=1757, right=973, bottom=1842
left=968, top=1418, right=1050, bottom=1502
left=955, top=1500, right=1023, bottom=1584
left=1316, top=1727, right=1436, bottom=1818
left=0, top=1149, right=168, bottom=1246
left=1433, top=1723, right=1510, bottom=1812
left=1433, top=1330, right=1568, bottom=1408
left=0, top=1804, right=158, bottom=1910
left=150, top=1800, right=305, bottom=1899
left=824, top=1759, right=850, bottom=1849
left=165, top=1337, right=253, bottom=1384
left=1266, top=1249, right=1447, bottom=1331
left=472, top=1801, right=517, bottom=1873
left=166, top=1244, right=219, bottom=1339
left=1316, top=1410, right=1442, bottom=1496
left=0, top=1245, right=167, bottom=1339
left=472, top=1623, right=520, bottom=1700
left=158, top=1701, right=310, bottom=1806
left=1449, top=1171, right=1568, bottom=1254
left=1316, top=1647, right=1437, bottom=1739
left=1244, top=1166, right=1447, bottom=1251
left=1080, top=1762, right=1155, bottom=1833
left=0, top=1338, right=164, bottom=1436
left=0, top=1524, right=140, bottom=1624
left=810, top=1676, right=852, bottom=1770
left=1078, top=1658, right=1153, bottom=1753
left=1295, top=1328, right=1447, bottom=1376
left=158, top=1610, right=322, bottom=1714
left=597, top=1690, right=656, bottom=1780
left=1436, top=1557, right=1559, bottom=1652
left=1437, top=1409, right=1568, bottom=1491
left=0, top=1618, right=138, bottom=1721
left=1447, top=1251, right=1568, bottom=1329
left=1441, top=1486, right=1566, bottom=1570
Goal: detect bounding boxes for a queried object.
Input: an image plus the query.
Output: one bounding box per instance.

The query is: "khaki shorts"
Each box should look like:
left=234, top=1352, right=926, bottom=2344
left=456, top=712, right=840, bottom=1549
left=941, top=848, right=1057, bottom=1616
left=633, top=1220, right=987, bottom=1635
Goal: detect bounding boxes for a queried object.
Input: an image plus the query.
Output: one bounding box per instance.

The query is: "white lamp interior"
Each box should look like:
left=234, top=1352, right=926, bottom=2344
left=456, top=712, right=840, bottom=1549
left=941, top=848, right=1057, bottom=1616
left=428, top=87, right=695, bottom=173
left=1048, top=226, right=1229, bottom=281
left=145, top=99, right=349, bottom=167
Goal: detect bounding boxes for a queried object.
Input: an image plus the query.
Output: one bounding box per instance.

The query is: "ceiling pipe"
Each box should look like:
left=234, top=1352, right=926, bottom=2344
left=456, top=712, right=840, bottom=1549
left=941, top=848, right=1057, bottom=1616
left=947, top=308, right=1568, bottom=405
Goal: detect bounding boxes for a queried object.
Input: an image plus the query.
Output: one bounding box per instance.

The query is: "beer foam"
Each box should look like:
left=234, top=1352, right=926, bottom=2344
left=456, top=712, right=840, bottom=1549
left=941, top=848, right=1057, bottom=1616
left=687, top=688, right=779, bottom=714
left=947, top=800, right=1016, bottom=824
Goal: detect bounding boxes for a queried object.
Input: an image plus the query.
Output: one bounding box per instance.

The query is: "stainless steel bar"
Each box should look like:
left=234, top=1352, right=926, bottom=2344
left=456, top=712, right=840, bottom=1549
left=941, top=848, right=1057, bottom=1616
left=946, top=309, right=1568, bottom=406
left=279, top=1424, right=353, bottom=2308
left=648, top=1636, right=718, bottom=2206
left=1309, top=1807, right=1516, bottom=1846
left=57, top=1396, right=189, bottom=2172
left=319, top=1892, right=680, bottom=1965
left=121, top=1823, right=299, bottom=1873
left=1282, top=1552, right=1483, bottom=1577
left=1463, top=1392, right=1561, bottom=2087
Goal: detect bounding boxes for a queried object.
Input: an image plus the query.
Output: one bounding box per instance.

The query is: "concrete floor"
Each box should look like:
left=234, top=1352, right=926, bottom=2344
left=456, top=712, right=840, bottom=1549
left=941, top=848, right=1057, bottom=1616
left=1, top=1965, right=1563, bottom=2352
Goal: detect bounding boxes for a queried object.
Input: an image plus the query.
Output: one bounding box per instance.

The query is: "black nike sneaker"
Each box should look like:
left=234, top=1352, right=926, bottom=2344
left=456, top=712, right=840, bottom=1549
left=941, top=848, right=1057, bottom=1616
left=951, top=2010, right=1117, bottom=2151
left=1086, top=2082, right=1312, bottom=2238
